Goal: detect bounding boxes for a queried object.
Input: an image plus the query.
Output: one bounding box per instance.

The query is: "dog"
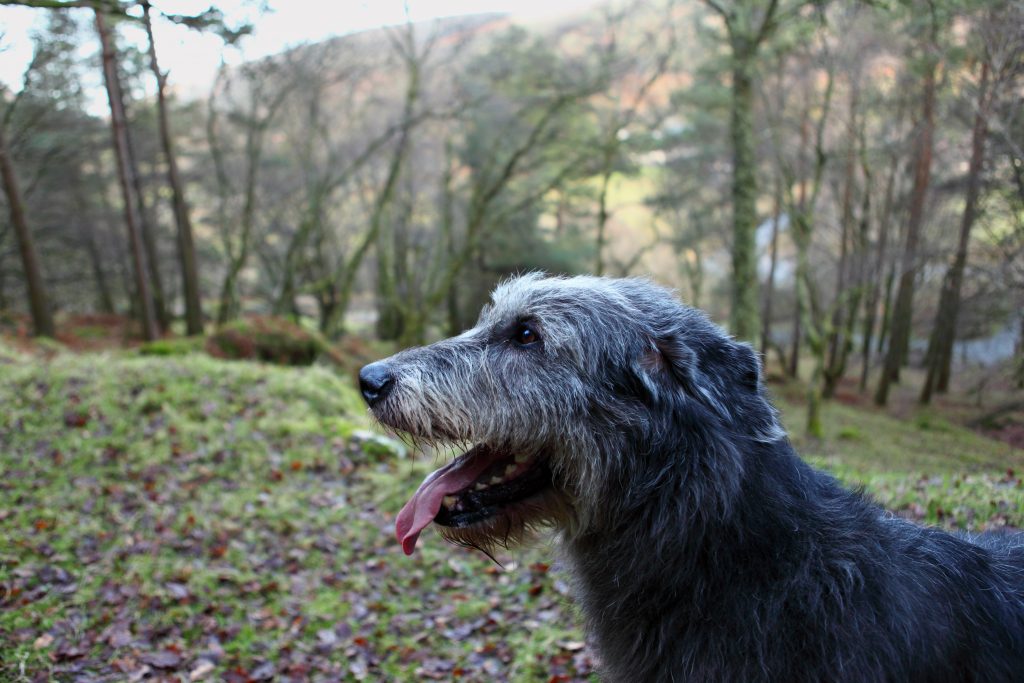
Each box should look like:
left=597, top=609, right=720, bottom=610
left=359, top=274, right=1024, bottom=682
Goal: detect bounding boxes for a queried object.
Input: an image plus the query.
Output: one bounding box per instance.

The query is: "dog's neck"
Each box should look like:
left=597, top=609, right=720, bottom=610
left=562, top=427, right=851, bottom=682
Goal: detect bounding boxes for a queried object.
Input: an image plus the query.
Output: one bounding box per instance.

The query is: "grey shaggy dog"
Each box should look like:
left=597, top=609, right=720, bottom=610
left=359, top=274, right=1024, bottom=683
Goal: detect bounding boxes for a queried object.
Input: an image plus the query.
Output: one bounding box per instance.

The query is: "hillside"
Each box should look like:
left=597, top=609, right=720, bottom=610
left=1, top=345, right=1021, bottom=680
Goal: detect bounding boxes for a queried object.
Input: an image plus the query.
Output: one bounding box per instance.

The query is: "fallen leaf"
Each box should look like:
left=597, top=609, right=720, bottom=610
left=189, top=659, right=216, bottom=681
left=141, top=650, right=181, bottom=669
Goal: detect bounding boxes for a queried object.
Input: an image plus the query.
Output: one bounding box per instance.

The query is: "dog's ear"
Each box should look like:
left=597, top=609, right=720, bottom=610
left=633, top=335, right=725, bottom=416
left=635, top=335, right=760, bottom=417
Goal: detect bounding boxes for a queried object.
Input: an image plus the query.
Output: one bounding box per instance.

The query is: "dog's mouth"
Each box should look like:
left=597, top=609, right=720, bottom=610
left=395, top=444, right=552, bottom=555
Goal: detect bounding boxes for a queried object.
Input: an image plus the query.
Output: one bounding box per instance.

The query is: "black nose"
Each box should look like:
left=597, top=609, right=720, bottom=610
left=359, top=361, right=394, bottom=406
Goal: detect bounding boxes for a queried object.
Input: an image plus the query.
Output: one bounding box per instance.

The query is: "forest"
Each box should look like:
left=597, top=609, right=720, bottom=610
left=1, top=0, right=1022, bottom=428
left=1, top=0, right=1023, bottom=680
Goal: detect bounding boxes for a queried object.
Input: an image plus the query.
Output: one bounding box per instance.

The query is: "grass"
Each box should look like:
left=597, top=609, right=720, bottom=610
left=773, top=391, right=1023, bottom=532
left=0, top=344, right=593, bottom=682
left=0, top=341, right=1020, bottom=681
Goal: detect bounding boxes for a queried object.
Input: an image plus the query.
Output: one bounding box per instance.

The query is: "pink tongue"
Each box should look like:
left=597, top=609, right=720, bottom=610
left=395, top=448, right=498, bottom=555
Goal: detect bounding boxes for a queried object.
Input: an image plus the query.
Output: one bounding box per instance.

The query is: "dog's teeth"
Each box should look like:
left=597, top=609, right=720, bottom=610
left=490, top=476, right=503, bottom=485
left=514, top=453, right=530, bottom=463
left=505, top=464, right=517, bottom=477
left=475, top=482, right=488, bottom=490
left=442, top=495, right=457, bottom=509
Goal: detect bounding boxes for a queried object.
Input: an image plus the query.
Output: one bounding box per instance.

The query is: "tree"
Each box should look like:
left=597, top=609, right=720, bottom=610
left=329, top=22, right=428, bottom=337
left=875, top=0, right=943, bottom=406
left=141, top=1, right=203, bottom=334
left=858, top=104, right=907, bottom=393
left=920, top=2, right=1022, bottom=403
left=95, top=7, right=158, bottom=340
left=589, top=1, right=676, bottom=276
left=367, top=27, right=601, bottom=344
left=700, top=0, right=816, bottom=340
left=207, top=60, right=296, bottom=325
left=0, top=112, right=55, bottom=337
left=761, top=14, right=835, bottom=434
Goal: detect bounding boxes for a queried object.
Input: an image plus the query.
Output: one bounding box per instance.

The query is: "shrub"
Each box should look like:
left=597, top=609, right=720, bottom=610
left=207, top=316, right=328, bottom=366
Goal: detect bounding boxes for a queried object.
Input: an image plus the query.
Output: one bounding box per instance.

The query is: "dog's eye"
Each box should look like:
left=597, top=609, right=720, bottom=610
left=513, top=323, right=541, bottom=347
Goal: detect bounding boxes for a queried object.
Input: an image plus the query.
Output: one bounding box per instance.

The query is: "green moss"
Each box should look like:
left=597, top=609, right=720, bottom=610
left=207, top=316, right=330, bottom=366
left=138, top=336, right=206, bottom=356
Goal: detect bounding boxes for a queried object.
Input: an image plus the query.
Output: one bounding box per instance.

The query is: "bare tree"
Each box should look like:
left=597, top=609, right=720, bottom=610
left=141, top=1, right=203, bottom=334
left=591, top=1, right=676, bottom=276
left=875, top=0, right=942, bottom=406
left=95, top=7, right=158, bottom=340
left=208, top=61, right=296, bottom=324
left=858, top=110, right=907, bottom=393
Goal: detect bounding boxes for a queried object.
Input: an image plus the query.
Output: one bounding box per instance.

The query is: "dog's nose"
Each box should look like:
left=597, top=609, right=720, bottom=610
left=359, top=361, right=394, bottom=406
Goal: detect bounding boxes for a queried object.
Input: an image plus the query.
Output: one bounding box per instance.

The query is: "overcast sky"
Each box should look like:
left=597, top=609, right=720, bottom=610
left=0, top=0, right=599, bottom=102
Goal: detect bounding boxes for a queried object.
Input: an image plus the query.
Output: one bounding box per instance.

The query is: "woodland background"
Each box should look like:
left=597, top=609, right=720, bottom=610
left=1, top=0, right=1023, bottom=680
left=1, top=0, right=1023, bottom=427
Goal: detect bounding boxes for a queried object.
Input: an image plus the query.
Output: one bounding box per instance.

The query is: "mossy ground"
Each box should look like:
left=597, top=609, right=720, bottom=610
left=1, top=343, right=1020, bottom=681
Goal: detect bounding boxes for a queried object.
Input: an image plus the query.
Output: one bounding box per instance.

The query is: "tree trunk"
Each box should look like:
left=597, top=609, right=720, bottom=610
left=96, top=9, right=159, bottom=341
left=728, top=56, right=760, bottom=341
left=920, top=62, right=991, bottom=404
left=143, top=2, right=203, bottom=335
left=215, top=115, right=262, bottom=325
left=876, top=262, right=897, bottom=354
left=787, top=302, right=801, bottom=378
left=1016, top=311, right=1024, bottom=389
left=375, top=218, right=405, bottom=341
left=823, top=87, right=859, bottom=395
left=77, top=186, right=115, bottom=315
left=595, top=142, right=616, bottom=277
left=859, top=153, right=900, bottom=392
left=875, top=47, right=937, bottom=406
left=824, top=88, right=865, bottom=399
left=82, top=218, right=115, bottom=314
left=0, top=123, right=55, bottom=337
left=125, top=119, right=168, bottom=331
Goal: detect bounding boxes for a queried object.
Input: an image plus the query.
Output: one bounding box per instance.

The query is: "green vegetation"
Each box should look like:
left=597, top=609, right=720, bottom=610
left=0, top=346, right=594, bottom=681
left=206, top=316, right=331, bottom=366
left=0, top=347, right=1020, bottom=680
left=138, top=335, right=207, bottom=356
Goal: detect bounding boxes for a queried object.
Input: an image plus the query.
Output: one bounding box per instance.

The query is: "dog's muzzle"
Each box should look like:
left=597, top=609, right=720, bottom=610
left=359, top=361, right=394, bottom=407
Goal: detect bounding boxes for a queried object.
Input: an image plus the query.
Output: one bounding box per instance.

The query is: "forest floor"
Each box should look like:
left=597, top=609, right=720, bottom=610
left=1, top=338, right=1022, bottom=682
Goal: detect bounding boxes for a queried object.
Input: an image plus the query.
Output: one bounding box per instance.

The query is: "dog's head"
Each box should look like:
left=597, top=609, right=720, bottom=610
left=360, top=274, right=782, bottom=556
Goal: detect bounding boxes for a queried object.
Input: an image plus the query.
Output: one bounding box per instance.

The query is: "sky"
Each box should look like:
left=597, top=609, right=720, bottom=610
left=0, top=0, right=600, bottom=104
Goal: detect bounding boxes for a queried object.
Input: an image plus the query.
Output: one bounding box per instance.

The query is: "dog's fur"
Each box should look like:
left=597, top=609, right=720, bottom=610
left=362, top=274, right=1024, bottom=682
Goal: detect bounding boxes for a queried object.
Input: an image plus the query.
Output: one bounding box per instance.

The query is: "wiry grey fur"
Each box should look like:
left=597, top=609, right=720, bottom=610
left=362, top=274, right=1024, bottom=682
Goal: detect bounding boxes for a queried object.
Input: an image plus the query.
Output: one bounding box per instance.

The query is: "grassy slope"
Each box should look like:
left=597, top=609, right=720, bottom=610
left=0, top=348, right=589, bottom=682
left=1, top=346, right=1020, bottom=681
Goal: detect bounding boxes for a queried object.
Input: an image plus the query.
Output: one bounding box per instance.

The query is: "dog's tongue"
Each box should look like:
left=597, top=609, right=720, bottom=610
left=395, top=446, right=497, bottom=555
